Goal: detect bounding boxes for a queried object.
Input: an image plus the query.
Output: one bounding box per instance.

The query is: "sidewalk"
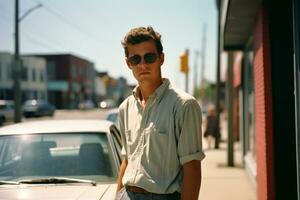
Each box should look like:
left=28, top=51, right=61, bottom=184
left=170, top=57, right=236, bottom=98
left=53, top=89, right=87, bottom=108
left=198, top=116, right=256, bottom=200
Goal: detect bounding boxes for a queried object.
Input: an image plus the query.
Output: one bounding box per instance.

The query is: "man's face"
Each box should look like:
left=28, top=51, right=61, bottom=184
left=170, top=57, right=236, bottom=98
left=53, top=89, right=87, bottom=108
left=126, top=41, right=164, bottom=84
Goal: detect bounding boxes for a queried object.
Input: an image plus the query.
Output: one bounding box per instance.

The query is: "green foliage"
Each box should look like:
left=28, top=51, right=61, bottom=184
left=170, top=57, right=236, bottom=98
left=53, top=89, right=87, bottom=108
left=193, top=82, right=216, bottom=104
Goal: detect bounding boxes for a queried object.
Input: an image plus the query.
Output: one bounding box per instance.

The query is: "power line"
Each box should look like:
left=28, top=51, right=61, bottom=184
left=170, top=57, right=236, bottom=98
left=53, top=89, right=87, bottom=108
left=22, top=32, right=62, bottom=52
left=30, top=0, right=112, bottom=48
left=0, top=14, right=66, bottom=52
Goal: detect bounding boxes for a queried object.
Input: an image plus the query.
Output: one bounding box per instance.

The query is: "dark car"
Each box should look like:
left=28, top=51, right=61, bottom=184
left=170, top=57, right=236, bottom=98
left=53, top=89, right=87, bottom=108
left=22, top=100, right=55, bottom=118
left=0, top=100, right=14, bottom=126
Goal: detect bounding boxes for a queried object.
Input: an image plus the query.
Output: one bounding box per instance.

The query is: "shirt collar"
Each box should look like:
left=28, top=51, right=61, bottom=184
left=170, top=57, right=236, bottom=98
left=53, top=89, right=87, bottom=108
left=132, top=78, right=170, bottom=103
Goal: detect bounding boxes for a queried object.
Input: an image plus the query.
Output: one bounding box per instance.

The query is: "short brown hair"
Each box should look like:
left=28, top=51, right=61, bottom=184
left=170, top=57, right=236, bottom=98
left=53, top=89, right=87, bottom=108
left=121, top=26, right=163, bottom=57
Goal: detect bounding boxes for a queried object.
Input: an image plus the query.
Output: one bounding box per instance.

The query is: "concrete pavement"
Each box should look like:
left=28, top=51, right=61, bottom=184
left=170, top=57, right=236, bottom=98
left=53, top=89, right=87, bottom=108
left=199, top=147, right=256, bottom=200
left=198, top=116, right=257, bottom=200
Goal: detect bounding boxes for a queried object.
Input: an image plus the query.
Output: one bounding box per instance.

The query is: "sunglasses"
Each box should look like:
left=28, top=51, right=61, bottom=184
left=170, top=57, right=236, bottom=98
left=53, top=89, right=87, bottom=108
left=127, top=53, right=158, bottom=66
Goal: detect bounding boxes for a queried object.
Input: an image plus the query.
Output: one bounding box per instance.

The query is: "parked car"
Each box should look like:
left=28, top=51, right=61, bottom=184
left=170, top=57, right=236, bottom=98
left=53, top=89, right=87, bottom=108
left=0, top=100, right=14, bottom=126
left=0, top=119, right=122, bottom=199
left=22, top=99, right=55, bottom=117
left=105, top=108, right=119, bottom=127
left=78, top=100, right=95, bottom=110
left=98, top=99, right=117, bottom=109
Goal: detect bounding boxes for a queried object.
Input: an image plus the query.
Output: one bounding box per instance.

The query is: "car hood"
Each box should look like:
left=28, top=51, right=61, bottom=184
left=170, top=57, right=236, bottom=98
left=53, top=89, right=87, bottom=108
left=0, top=183, right=117, bottom=200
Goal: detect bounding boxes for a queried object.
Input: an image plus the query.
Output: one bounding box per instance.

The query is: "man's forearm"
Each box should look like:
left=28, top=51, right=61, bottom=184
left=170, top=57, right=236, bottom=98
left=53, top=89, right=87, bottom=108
left=117, top=159, right=128, bottom=191
left=181, top=160, right=202, bottom=200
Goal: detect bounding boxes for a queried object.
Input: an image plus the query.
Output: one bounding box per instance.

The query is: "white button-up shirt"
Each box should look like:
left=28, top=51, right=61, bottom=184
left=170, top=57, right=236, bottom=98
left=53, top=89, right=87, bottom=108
left=118, top=78, right=205, bottom=194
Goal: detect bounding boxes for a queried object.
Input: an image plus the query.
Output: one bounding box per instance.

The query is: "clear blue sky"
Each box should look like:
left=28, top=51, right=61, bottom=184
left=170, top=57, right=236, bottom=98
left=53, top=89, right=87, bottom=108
left=0, top=0, right=217, bottom=93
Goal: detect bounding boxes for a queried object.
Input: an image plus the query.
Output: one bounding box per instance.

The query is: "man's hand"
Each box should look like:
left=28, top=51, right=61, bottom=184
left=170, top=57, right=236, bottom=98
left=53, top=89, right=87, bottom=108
left=181, top=160, right=202, bottom=200
left=117, top=159, right=128, bottom=192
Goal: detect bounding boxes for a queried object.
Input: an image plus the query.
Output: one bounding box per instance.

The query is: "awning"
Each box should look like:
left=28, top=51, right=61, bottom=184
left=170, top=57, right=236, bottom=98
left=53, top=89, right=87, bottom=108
left=47, top=81, right=69, bottom=91
left=222, top=0, right=261, bottom=50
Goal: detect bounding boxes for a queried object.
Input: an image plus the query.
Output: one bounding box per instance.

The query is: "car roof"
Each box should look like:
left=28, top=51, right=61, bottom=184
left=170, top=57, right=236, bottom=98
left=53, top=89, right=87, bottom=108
left=0, top=119, right=114, bottom=136
left=0, top=100, right=14, bottom=105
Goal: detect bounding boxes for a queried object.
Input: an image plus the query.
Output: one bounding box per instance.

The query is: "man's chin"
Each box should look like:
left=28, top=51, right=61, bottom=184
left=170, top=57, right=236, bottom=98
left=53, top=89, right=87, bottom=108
left=138, top=74, right=151, bottom=80
left=137, top=77, right=152, bottom=84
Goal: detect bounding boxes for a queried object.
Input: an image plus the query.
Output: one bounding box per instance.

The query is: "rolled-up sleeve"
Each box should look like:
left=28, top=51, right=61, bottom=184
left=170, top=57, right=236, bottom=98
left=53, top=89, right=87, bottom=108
left=177, top=100, right=205, bottom=165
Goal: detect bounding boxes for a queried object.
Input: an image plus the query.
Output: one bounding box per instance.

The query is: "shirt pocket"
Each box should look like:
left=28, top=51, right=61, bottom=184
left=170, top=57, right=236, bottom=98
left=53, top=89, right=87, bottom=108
left=146, top=127, right=168, bottom=159
left=142, top=127, right=169, bottom=179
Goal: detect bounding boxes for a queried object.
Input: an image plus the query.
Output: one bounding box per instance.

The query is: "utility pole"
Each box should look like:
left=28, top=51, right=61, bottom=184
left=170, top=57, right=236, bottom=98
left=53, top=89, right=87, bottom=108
left=193, top=50, right=200, bottom=93
left=215, top=0, right=221, bottom=149
left=14, top=0, right=21, bottom=123
left=200, top=24, right=207, bottom=87
left=227, top=52, right=234, bottom=166
left=14, top=0, right=42, bottom=123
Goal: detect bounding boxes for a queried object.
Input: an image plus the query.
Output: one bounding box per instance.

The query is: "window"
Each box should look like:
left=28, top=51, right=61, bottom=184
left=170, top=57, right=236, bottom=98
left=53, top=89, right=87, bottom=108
left=21, top=65, right=28, bottom=81
left=32, top=69, right=36, bottom=82
left=47, top=61, right=56, bottom=81
left=242, top=48, right=256, bottom=161
left=6, top=63, right=12, bottom=81
left=72, top=65, right=77, bottom=78
left=40, top=70, right=45, bottom=82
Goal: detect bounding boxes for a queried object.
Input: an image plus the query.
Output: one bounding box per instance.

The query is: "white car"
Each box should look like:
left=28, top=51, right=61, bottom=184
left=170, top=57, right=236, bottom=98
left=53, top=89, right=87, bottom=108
left=0, top=120, right=122, bottom=199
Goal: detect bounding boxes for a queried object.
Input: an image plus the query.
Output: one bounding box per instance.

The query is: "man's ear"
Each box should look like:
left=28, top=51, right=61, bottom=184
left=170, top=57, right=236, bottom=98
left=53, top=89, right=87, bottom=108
left=159, top=53, right=165, bottom=66
left=125, top=58, right=132, bottom=69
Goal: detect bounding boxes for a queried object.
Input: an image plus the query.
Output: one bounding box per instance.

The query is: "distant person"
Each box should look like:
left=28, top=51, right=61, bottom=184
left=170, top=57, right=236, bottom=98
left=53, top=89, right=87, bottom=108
left=115, top=26, right=205, bottom=200
left=204, top=105, right=220, bottom=149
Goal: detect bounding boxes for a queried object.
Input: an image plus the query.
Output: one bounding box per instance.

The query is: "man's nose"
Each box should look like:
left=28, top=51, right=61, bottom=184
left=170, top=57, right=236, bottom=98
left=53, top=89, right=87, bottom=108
left=138, top=59, right=148, bottom=69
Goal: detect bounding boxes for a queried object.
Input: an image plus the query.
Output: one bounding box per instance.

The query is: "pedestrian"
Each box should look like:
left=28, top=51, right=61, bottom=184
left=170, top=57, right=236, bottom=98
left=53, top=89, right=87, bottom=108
left=203, top=105, right=220, bottom=149
left=115, top=26, right=205, bottom=200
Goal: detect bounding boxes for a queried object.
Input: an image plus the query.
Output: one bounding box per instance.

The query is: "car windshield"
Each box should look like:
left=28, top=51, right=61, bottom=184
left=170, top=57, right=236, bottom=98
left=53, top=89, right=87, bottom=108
left=0, top=133, right=117, bottom=183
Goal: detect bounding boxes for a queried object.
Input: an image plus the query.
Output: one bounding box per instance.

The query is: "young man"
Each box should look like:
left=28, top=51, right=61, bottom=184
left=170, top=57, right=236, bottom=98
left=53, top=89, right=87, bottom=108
left=116, top=26, right=205, bottom=200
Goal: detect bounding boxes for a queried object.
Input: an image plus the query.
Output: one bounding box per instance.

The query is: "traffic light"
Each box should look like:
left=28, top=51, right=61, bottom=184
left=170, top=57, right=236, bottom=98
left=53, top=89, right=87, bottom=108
left=180, top=52, right=189, bottom=73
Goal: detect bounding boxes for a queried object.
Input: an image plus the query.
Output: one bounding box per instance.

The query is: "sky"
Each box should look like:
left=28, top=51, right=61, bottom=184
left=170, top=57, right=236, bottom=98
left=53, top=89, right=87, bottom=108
left=0, top=0, right=217, bottom=93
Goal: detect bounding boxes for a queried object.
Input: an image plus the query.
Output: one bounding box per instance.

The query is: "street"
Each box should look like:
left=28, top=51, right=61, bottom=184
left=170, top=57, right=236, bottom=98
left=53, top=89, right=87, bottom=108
left=2, top=109, right=110, bottom=126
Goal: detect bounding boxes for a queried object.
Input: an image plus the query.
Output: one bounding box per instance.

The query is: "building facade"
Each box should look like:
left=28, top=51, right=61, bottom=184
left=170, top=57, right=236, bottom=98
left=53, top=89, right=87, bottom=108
left=0, top=52, right=47, bottom=101
left=218, top=0, right=300, bottom=199
left=32, top=54, right=95, bottom=109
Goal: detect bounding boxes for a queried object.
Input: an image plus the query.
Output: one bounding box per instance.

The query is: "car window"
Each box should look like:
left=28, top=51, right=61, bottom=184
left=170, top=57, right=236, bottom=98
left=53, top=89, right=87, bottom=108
left=0, top=133, right=118, bottom=183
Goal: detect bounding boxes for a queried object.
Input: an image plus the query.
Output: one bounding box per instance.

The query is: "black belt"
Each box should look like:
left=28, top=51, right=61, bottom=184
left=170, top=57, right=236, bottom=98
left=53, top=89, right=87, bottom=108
left=125, top=186, right=180, bottom=197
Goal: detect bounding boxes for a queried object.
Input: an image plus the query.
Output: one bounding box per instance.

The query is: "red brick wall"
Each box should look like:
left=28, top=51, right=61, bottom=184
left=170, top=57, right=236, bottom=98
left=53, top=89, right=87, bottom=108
left=233, top=52, right=243, bottom=88
left=253, top=7, right=275, bottom=200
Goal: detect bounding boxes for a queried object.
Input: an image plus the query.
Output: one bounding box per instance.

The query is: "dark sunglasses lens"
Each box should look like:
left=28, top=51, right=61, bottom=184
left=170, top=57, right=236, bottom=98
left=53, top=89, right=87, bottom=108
left=144, top=53, right=158, bottom=64
left=129, top=55, right=141, bottom=65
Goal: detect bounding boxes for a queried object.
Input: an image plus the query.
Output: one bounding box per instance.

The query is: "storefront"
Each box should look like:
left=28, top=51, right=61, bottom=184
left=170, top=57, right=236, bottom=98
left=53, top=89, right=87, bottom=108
left=219, top=0, right=298, bottom=199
